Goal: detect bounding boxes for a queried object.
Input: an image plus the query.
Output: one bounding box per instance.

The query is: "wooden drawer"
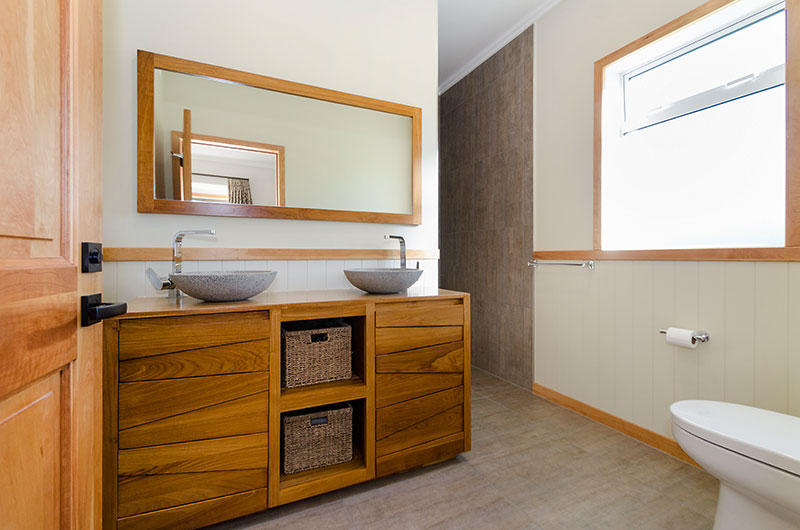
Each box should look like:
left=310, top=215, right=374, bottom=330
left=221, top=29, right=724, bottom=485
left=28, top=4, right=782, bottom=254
left=117, top=488, right=268, bottom=530
left=375, top=326, right=462, bottom=355
left=119, top=339, right=269, bottom=382
left=376, top=341, right=464, bottom=373
left=376, top=372, right=462, bottom=408
left=377, top=386, right=464, bottom=458
left=376, top=299, right=464, bottom=328
left=377, top=433, right=464, bottom=479
left=119, top=391, right=268, bottom=449
left=118, top=470, right=267, bottom=517
left=118, top=373, right=267, bottom=435
left=119, top=311, right=269, bottom=359
left=118, top=433, right=268, bottom=476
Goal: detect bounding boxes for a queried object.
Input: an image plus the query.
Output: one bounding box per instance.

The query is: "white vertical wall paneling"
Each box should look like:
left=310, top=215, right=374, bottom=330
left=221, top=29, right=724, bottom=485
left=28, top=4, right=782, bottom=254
left=631, top=261, right=655, bottom=430
left=593, top=263, right=617, bottom=412
left=287, top=261, right=309, bottom=291
left=697, top=262, right=726, bottom=402
left=613, top=261, right=634, bottom=422
left=651, top=262, right=676, bottom=436
left=789, top=263, right=800, bottom=417
left=307, top=261, right=327, bottom=291
left=673, top=262, right=699, bottom=404
left=724, top=262, right=756, bottom=406
left=754, top=262, right=789, bottom=412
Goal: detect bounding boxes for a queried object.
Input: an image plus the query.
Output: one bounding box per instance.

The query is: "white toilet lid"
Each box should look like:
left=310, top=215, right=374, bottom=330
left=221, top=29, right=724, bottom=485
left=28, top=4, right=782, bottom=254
left=671, top=400, right=800, bottom=477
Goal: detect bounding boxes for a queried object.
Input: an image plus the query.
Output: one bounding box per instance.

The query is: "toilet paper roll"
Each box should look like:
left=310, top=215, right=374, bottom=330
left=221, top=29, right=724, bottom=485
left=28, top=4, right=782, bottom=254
left=665, top=327, right=697, bottom=349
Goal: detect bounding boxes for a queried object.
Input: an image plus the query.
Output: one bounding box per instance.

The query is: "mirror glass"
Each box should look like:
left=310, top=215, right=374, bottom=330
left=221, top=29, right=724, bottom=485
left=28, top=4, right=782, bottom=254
left=152, top=68, right=414, bottom=215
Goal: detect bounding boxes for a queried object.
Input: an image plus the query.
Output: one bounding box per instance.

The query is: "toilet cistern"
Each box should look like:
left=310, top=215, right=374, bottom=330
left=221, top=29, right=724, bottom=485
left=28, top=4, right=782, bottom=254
left=385, top=234, right=406, bottom=269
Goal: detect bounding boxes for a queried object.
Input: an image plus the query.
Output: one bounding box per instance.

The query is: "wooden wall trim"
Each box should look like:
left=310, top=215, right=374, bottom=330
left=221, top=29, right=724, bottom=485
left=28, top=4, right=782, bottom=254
left=788, top=0, right=800, bottom=246
left=104, top=247, right=440, bottom=262
left=533, top=247, right=800, bottom=262
left=532, top=383, right=698, bottom=468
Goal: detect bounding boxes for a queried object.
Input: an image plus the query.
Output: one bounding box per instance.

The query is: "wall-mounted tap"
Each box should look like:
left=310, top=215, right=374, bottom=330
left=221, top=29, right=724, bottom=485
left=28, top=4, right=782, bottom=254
left=385, top=234, right=406, bottom=269
left=147, top=229, right=216, bottom=298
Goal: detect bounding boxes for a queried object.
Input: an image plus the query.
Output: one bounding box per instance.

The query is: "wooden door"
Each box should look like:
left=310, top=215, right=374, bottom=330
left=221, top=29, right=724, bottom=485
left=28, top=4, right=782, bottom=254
left=0, top=0, right=102, bottom=528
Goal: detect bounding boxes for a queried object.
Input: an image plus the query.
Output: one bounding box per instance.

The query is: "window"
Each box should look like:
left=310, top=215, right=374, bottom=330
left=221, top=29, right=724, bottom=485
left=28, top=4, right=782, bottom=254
left=597, top=0, right=788, bottom=251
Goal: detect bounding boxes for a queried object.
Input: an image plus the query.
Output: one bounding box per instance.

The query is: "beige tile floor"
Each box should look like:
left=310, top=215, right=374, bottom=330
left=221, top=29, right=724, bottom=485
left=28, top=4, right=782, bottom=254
left=212, top=368, right=718, bottom=530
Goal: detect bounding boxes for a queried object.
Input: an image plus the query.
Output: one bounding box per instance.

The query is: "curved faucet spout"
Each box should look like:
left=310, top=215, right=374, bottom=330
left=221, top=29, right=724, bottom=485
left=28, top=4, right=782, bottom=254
left=385, top=234, right=406, bottom=269
left=170, top=229, right=216, bottom=297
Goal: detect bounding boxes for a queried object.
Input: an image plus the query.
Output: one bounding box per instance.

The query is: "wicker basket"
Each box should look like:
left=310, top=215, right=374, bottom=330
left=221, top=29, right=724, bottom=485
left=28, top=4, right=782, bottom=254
left=281, top=319, right=352, bottom=388
left=282, top=404, right=353, bottom=474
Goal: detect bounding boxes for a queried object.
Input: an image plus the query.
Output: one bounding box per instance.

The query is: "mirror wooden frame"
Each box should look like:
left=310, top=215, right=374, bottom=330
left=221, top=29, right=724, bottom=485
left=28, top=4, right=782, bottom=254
left=137, top=50, right=422, bottom=224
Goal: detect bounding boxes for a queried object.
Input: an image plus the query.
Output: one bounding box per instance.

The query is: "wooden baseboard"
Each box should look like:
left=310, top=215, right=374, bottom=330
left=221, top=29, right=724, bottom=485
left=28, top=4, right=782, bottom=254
left=532, top=383, right=698, bottom=467
left=104, top=247, right=440, bottom=262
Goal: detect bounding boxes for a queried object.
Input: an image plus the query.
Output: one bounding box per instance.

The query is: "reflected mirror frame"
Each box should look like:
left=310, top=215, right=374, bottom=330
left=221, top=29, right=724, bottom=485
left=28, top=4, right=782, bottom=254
left=137, top=50, right=422, bottom=225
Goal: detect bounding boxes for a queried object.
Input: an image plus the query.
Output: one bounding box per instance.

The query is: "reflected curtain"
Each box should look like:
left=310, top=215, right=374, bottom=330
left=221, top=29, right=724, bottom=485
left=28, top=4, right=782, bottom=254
left=228, top=177, right=252, bottom=204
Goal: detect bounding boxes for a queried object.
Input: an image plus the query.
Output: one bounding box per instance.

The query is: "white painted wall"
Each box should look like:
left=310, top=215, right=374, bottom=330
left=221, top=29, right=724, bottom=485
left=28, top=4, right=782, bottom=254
left=103, top=0, right=438, bottom=251
left=533, top=0, right=800, bottom=439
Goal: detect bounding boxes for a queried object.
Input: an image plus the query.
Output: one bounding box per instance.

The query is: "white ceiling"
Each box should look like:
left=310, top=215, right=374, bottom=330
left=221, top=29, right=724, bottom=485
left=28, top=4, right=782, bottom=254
left=438, top=0, right=562, bottom=93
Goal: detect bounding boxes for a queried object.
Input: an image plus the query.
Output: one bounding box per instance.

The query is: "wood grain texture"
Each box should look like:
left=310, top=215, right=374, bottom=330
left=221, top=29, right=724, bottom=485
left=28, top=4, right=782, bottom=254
left=118, top=433, right=268, bottom=476
left=119, top=339, right=269, bottom=381
left=376, top=302, right=464, bottom=327
left=462, top=295, right=472, bottom=452
left=119, top=391, right=268, bottom=449
left=118, top=312, right=269, bottom=358
left=0, top=372, right=61, bottom=530
left=532, top=383, right=698, bottom=467
left=377, top=386, right=464, bottom=441
left=117, top=488, right=268, bottom=530
left=364, top=303, right=376, bottom=479
left=181, top=109, right=192, bottom=200
left=375, top=326, right=463, bottom=355
left=267, top=309, right=282, bottom=507
left=376, top=433, right=464, bottom=479
left=533, top=248, right=800, bottom=262
left=376, top=342, right=464, bottom=373
left=118, top=373, right=268, bottom=431
left=377, top=405, right=463, bottom=458
left=137, top=51, right=422, bottom=225
left=103, top=323, right=120, bottom=529
left=376, top=373, right=463, bottom=408
left=104, top=247, right=440, bottom=262
left=118, top=469, right=267, bottom=517
left=280, top=377, right=366, bottom=413
left=277, top=463, right=367, bottom=506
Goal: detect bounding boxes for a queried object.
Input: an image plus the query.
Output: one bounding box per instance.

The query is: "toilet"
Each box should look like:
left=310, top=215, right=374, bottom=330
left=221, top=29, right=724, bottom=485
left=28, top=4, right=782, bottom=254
left=671, top=401, right=800, bottom=530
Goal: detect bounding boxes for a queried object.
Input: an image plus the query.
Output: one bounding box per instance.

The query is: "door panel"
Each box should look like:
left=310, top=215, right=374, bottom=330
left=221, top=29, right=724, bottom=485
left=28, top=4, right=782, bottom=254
left=0, top=0, right=103, bottom=527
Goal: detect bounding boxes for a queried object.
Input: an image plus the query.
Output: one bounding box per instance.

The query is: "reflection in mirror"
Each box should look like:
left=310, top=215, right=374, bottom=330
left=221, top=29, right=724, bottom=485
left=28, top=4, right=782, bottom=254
left=151, top=65, right=414, bottom=216
left=164, top=128, right=285, bottom=207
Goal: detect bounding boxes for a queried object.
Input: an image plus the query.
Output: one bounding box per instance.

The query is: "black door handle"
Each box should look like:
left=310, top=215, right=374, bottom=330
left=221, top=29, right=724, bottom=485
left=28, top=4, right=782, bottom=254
left=81, top=293, right=127, bottom=327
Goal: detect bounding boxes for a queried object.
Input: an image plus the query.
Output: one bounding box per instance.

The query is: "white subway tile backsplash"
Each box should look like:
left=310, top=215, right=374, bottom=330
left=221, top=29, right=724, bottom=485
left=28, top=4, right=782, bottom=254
left=109, top=258, right=439, bottom=303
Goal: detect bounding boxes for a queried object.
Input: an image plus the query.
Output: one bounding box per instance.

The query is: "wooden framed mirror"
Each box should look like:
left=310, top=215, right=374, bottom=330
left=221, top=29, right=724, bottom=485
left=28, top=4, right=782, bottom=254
left=137, top=51, right=422, bottom=224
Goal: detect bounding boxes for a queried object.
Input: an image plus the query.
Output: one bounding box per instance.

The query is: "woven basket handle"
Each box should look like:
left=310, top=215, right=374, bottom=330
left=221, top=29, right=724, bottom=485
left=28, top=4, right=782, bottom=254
left=311, top=416, right=329, bottom=426
left=310, top=332, right=329, bottom=343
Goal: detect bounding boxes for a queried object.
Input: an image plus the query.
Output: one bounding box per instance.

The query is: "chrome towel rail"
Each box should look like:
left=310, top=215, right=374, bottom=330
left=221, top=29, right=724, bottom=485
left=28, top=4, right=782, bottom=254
left=527, top=259, right=595, bottom=270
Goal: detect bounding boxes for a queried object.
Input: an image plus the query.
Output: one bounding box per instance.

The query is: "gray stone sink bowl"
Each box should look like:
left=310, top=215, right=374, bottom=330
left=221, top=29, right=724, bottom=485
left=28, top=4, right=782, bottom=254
left=169, top=270, right=277, bottom=302
left=344, top=268, right=423, bottom=294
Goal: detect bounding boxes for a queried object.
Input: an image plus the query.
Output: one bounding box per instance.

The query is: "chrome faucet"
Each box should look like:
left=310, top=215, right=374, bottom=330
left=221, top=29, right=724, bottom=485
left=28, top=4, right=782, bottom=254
left=385, top=235, right=406, bottom=269
left=173, top=229, right=216, bottom=275
left=146, top=229, right=216, bottom=298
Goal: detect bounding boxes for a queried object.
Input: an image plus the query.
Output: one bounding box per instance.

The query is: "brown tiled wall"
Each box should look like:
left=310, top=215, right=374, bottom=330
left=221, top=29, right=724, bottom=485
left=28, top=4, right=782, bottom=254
left=439, top=27, right=534, bottom=389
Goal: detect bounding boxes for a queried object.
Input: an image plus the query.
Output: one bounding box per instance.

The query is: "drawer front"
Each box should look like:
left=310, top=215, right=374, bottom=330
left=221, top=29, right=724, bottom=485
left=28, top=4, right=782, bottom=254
left=119, top=391, right=268, bottom=449
left=376, top=434, right=464, bottom=479
left=117, top=488, right=268, bottom=530
left=119, top=339, right=269, bottom=382
left=376, top=299, right=464, bottom=328
left=377, top=386, right=464, bottom=442
left=376, top=341, right=464, bottom=373
left=118, top=373, right=268, bottom=432
left=118, top=470, right=267, bottom=518
left=375, top=326, right=462, bottom=355
left=376, top=372, right=462, bottom=408
left=377, top=403, right=463, bottom=458
left=119, top=311, right=269, bottom=359
left=118, top=433, right=268, bottom=476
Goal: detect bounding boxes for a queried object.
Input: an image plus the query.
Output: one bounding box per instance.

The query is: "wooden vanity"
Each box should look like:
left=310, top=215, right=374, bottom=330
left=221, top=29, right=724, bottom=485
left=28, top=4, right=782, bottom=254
left=103, top=288, right=470, bottom=529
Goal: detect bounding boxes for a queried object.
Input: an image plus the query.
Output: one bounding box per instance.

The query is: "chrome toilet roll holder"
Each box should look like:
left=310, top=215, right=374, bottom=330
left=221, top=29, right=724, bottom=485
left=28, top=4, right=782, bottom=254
left=658, top=329, right=710, bottom=343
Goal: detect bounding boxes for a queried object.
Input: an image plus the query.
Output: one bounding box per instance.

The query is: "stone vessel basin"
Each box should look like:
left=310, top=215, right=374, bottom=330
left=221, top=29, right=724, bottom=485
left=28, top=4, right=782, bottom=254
left=169, top=270, right=277, bottom=302
left=344, top=268, right=423, bottom=294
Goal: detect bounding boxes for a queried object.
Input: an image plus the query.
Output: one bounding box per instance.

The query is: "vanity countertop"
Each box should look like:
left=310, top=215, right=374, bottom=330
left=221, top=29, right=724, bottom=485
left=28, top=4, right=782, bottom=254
left=117, top=287, right=469, bottom=319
